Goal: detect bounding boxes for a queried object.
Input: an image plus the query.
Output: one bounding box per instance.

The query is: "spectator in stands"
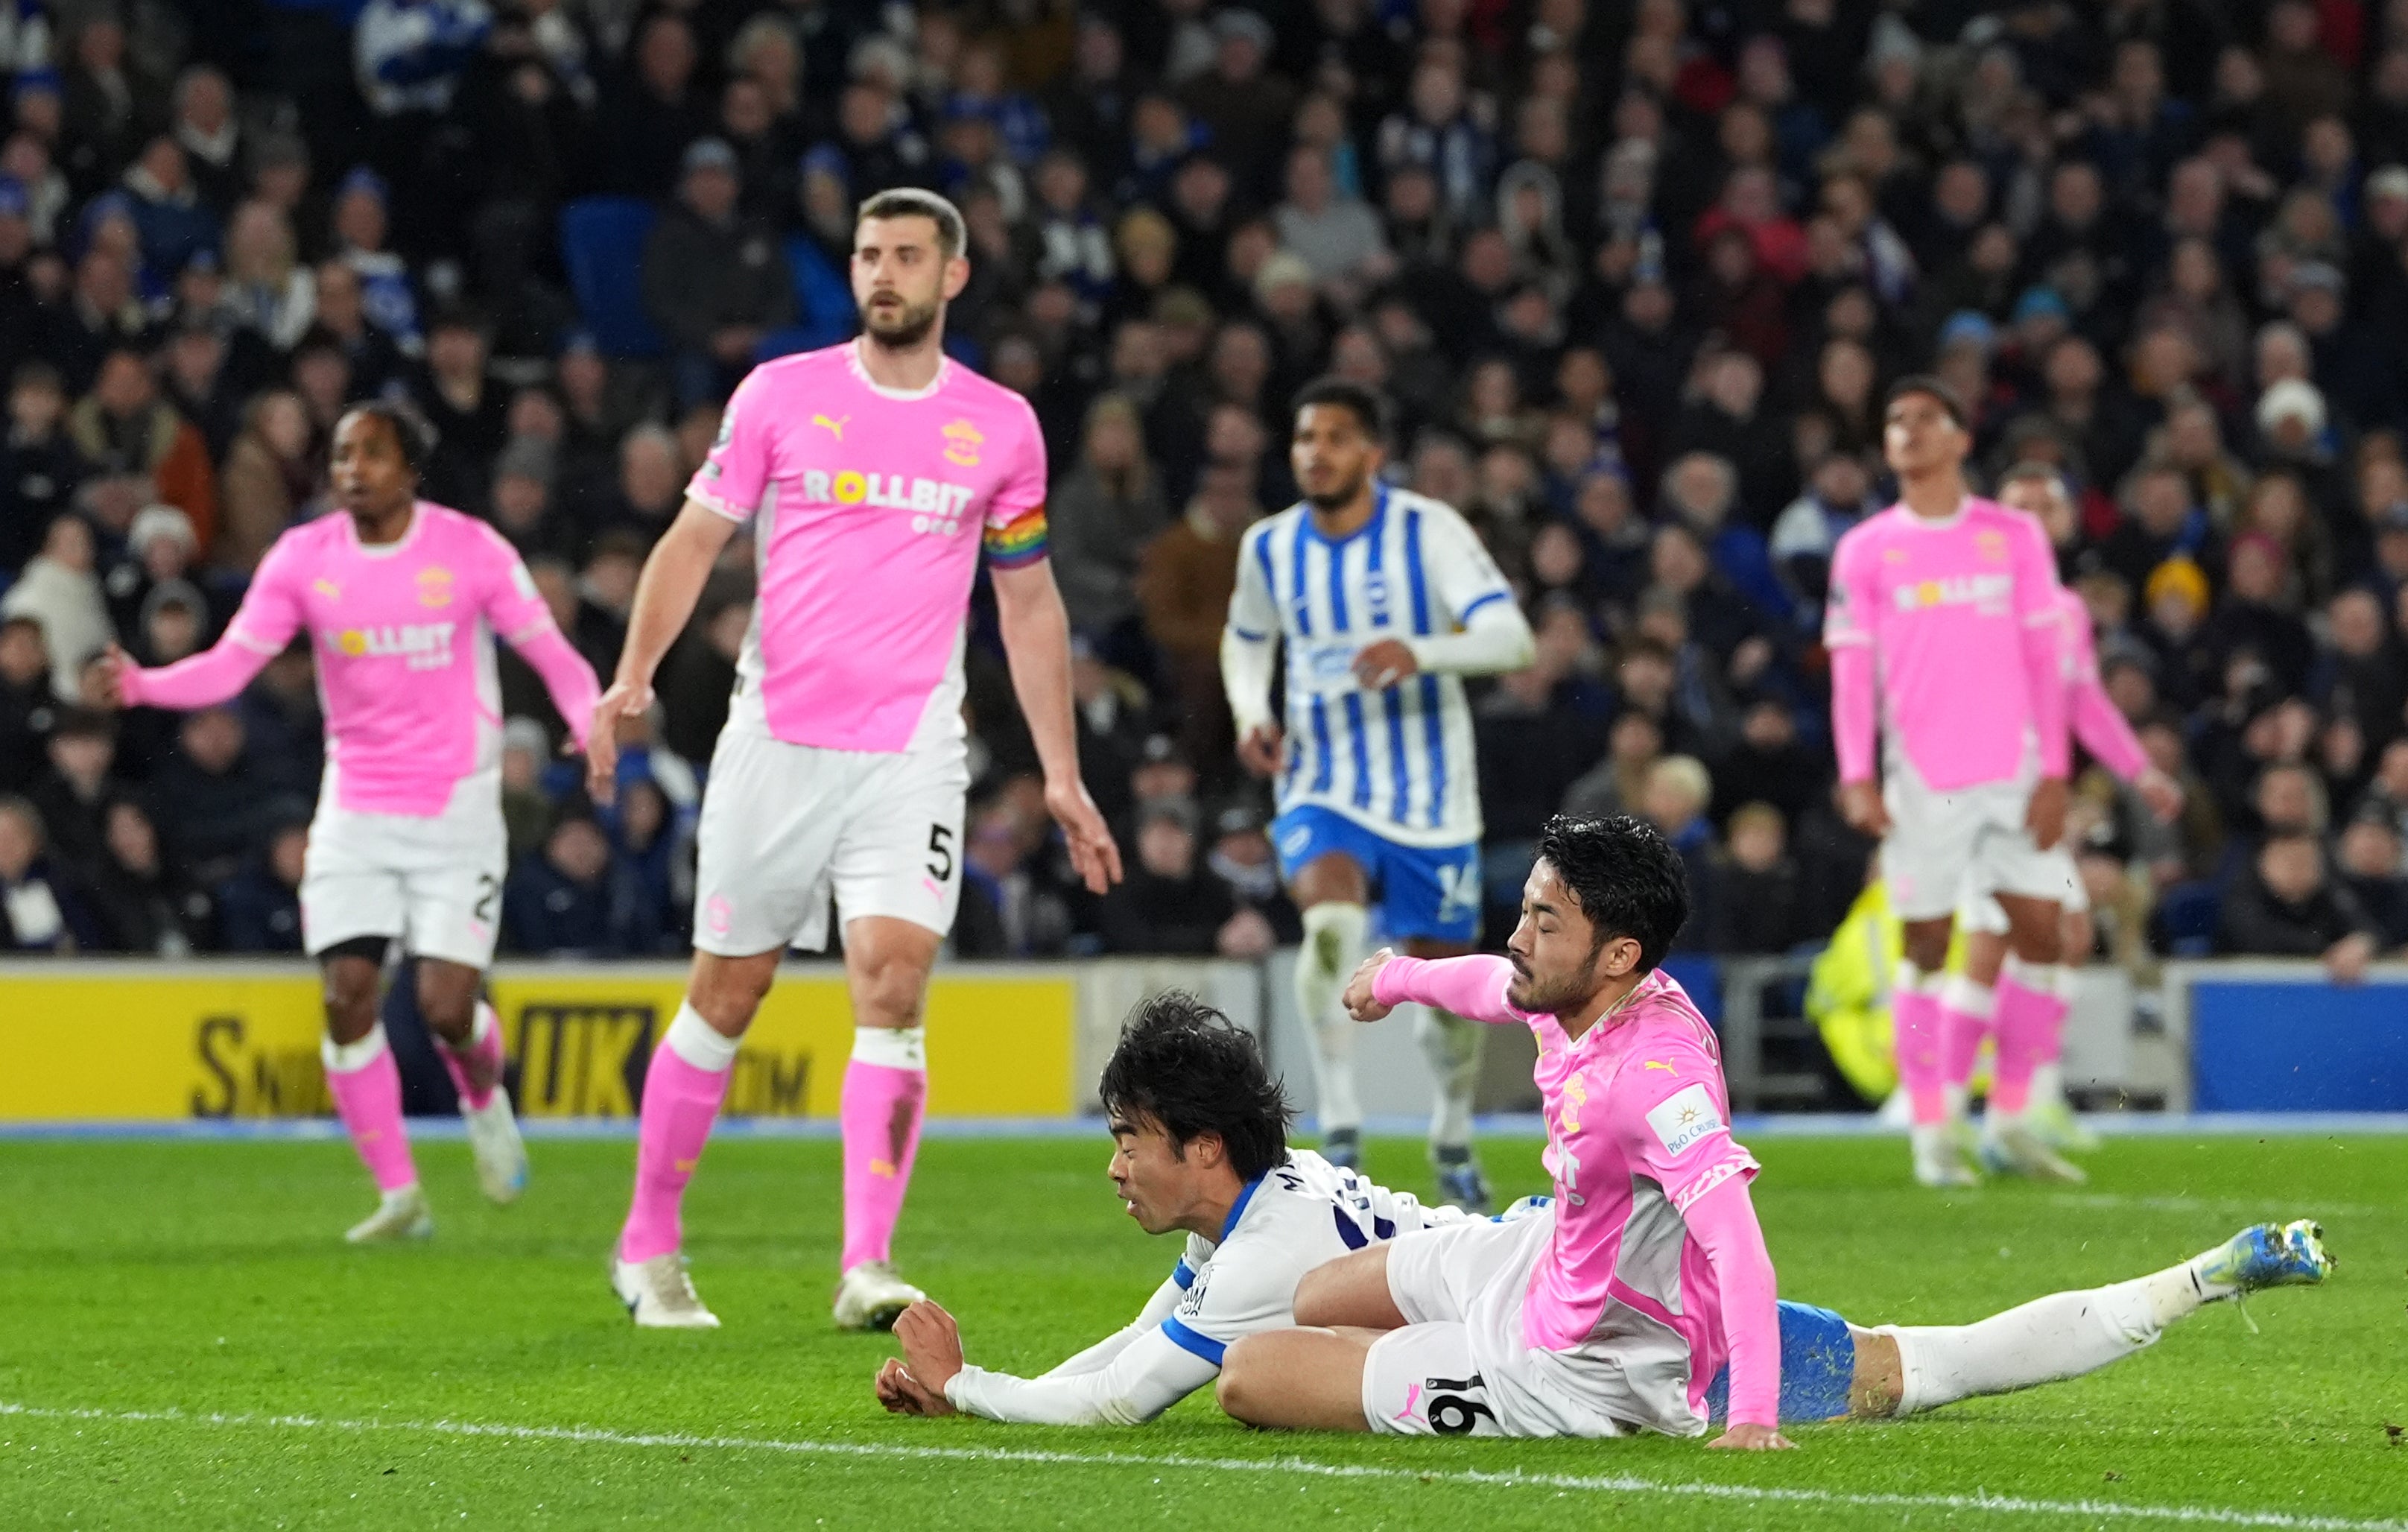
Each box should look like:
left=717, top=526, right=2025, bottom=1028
left=1051, top=393, right=1169, bottom=671
left=84, top=796, right=209, bottom=955
left=149, top=705, right=279, bottom=890
left=2337, top=805, right=2408, bottom=952
left=66, top=349, right=215, bottom=542
left=0, top=616, right=54, bottom=793
left=1, top=513, right=108, bottom=700
left=642, top=136, right=793, bottom=409
left=2219, top=829, right=2380, bottom=981
left=1135, top=463, right=1254, bottom=774
left=214, top=390, right=316, bottom=574
left=955, top=797, right=1074, bottom=959
left=1642, top=753, right=1720, bottom=954
left=1719, top=801, right=1804, bottom=955
left=0, top=791, right=94, bottom=951
left=504, top=810, right=623, bottom=956
left=24, top=703, right=112, bottom=879
left=215, top=817, right=307, bottom=953
left=1096, top=797, right=1246, bottom=958
left=1203, top=802, right=1296, bottom=946
left=0, top=363, right=84, bottom=576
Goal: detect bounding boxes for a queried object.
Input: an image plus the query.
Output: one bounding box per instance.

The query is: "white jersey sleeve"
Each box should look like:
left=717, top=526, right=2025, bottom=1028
left=945, top=1328, right=1220, bottom=1426
left=1404, top=503, right=1532, bottom=676
left=1223, top=522, right=1281, bottom=736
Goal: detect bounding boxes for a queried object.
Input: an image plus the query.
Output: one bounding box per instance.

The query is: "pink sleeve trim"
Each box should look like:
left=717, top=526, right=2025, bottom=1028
left=685, top=483, right=752, bottom=523
left=1683, top=1171, right=1782, bottom=1430
left=121, top=640, right=275, bottom=711
left=1370, top=955, right=1521, bottom=1024
left=507, top=624, right=602, bottom=750
left=1828, top=642, right=1877, bottom=785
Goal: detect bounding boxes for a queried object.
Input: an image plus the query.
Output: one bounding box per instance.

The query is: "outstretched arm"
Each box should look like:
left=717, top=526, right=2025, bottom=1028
left=993, top=558, right=1123, bottom=894
left=876, top=1298, right=1219, bottom=1425
left=107, top=637, right=276, bottom=712
left=1351, top=949, right=1521, bottom=1025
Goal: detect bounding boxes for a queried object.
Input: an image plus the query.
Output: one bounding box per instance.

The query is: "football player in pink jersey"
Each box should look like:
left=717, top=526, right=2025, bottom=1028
left=1209, top=820, right=2333, bottom=1443
left=101, top=403, right=602, bottom=1242
left=1824, top=379, right=2075, bottom=1188
left=1940, top=464, right=2186, bottom=1167
left=585, top=189, right=1121, bottom=1332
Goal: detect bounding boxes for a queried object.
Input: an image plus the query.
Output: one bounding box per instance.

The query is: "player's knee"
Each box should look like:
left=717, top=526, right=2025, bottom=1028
left=1215, top=1340, right=1272, bottom=1423
left=689, top=965, right=774, bottom=1031
left=853, top=957, right=930, bottom=1030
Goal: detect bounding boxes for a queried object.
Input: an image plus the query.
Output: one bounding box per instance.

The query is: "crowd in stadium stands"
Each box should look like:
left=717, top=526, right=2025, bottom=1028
left=3, top=0, right=2408, bottom=974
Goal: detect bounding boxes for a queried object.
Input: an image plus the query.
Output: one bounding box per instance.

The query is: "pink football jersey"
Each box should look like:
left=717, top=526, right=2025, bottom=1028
left=687, top=342, right=1049, bottom=753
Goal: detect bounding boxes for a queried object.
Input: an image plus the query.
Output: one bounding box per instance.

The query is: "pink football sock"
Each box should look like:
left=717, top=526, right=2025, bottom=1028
left=620, top=1006, right=735, bottom=1264
left=1892, top=972, right=1948, bottom=1126
left=323, top=1028, right=418, bottom=1194
left=1990, top=966, right=2065, bottom=1118
left=840, top=1028, right=928, bottom=1274
left=438, top=1001, right=504, bottom=1112
left=1939, top=976, right=1997, bottom=1092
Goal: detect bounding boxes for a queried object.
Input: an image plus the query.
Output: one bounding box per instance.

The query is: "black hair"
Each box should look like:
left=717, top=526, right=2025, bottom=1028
left=1291, top=376, right=1389, bottom=445
left=856, top=187, right=966, bottom=259
left=1533, top=812, right=1690, bottom=975
left=1098, top=991, right=1292, bottom=1182
left=1885, top=373, right=1967, bottom=429
left=336, top=399, right=437, bottom=478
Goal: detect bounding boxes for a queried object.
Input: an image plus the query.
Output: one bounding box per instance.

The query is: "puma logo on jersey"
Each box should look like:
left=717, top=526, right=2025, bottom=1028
left=1644, top=1060, right=1677, bottom=1073
left=811, top=413, right=849, bottom=439
left=312, top=579, right=341, bottom=601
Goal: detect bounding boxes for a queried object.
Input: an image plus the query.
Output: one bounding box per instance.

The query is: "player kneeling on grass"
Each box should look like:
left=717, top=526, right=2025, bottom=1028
left=1213, top=814, right=2336, bottom=1444
left=872, top=992, right=1512, bottom=1424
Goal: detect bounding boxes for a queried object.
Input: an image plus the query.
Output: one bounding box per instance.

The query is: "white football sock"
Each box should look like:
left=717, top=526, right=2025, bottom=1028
left=1883, top=1268, right=2201, bottom=1415
left=1296, top=902, right=1369, bottom=1135
left=1416, top=1005, right=1481, bottom=1152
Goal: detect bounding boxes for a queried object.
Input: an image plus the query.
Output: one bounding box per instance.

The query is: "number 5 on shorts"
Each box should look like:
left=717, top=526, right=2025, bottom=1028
left=925, top=825, right=954, bottom=882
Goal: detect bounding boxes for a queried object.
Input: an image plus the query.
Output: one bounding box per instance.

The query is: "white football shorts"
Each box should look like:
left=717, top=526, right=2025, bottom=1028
left=302, top=766, right=507, bottom=969
left=1363, top=1209, right=1682, bottom=1439
left=691, top=721, right=968, bottom=957
left=1880, top=753, right=2065, bottom=922
left=1956, top=843, right=2087, bottom=934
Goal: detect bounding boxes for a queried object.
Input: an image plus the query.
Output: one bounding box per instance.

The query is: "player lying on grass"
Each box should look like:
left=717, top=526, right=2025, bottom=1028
left=872, top=991, right=1524, bottom=1424
left=1212, top=814, right=2335, bottom=1444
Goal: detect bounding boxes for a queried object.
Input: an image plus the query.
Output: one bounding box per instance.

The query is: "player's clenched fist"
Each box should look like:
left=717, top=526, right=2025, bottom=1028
left=1837, top=779, right=1889, bottom=838
left=874, top=1357, right=954, bottom=1417
left=893, top=1299, right=967, bottom=1400
left=1342, top=946, right=1398, bottom=1023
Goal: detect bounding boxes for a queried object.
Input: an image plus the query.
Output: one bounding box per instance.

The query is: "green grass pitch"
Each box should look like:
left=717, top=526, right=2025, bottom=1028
left=3, top=1130, right=2404, bottom=1530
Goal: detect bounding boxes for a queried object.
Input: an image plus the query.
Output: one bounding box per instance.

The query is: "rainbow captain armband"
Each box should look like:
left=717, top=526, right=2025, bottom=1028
left=983, top=504, right=1049, bottom=569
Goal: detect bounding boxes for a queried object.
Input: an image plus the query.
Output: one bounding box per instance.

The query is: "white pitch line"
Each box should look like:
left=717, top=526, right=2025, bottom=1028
left=2046, top=1194, right=2382, bottom=1218
left=4, top=1401, right=2402, bottom=1531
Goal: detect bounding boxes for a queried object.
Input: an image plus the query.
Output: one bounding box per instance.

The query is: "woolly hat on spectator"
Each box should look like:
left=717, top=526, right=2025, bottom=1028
left=2144, top=556, right=2211, bottom=618
left=1140, top=796, right=1200, bottom=832
left=1938, top=310, right=1997, bottom=355
left=2367, top=165, right=2408, bottom=203
left=502, top=716, right=551, bottom=762
left=2255, top=377, right=2327, bottom=437
left=127, top=504, right=197, bottom=557
left=1252, top=249, right=1314, bottom=305
left=2284, top=261, right=2345, bottom=298
left=682, top=138, right=739, bottom=178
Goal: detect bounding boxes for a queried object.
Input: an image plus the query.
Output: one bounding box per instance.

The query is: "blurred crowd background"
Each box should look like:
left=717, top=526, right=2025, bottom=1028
left=2, top=0, right=2408, bottom=976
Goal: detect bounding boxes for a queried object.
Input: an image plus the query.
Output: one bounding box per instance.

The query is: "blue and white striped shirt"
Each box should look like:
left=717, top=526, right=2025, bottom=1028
left=1226, top=487, right=1512, bottom=847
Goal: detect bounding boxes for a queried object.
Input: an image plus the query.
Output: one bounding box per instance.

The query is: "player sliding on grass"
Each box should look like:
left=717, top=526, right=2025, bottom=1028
left=1211, top=815, right=2333, bottom=1443
left=1942, top=464, right=2185, bottom=1167
left=870, top=992, right=1515, bottom=1423
left=587, top=188, right=1121, bottom=1332
left=101, top=402, right=601, bottom=1242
